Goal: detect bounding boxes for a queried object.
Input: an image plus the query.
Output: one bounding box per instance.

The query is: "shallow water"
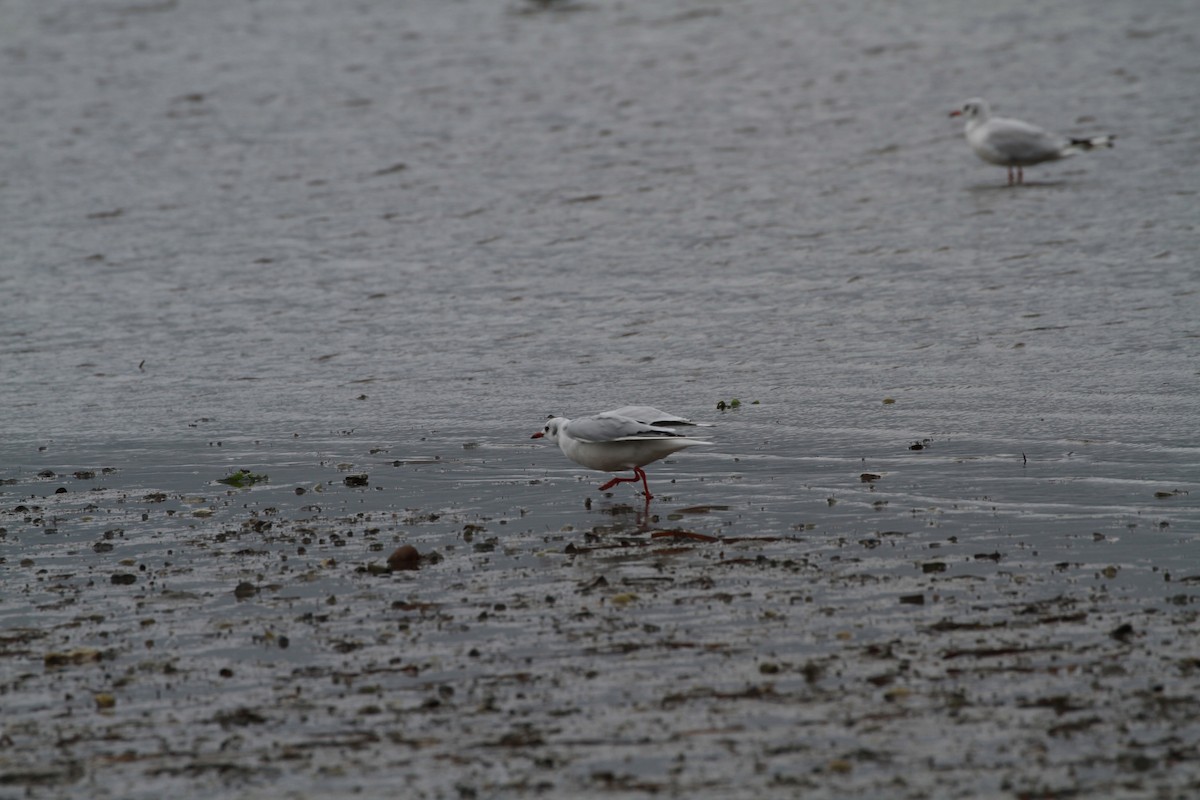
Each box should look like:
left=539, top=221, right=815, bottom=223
left=2, top=0, right=1200, bottom=797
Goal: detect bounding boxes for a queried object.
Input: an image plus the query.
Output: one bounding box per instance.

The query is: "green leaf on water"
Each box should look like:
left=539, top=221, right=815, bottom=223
left=217, top=469, right=269, bottom=488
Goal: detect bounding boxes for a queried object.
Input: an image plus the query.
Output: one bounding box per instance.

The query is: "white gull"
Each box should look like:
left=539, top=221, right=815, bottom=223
left=951, top=97, right=1114, bottom=185
left=531, top=409, right=711, bottom=499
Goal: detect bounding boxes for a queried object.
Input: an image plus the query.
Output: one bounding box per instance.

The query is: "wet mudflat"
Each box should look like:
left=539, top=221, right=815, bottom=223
left=3, top=427, right=1199, bottom=799
left=2, top=0, right=1200, bottom=797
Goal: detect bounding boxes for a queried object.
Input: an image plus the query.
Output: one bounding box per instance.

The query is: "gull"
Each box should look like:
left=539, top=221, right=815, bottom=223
left=950, top=98, right=1115, bottom=185
left=531, top=410, right=711, bottom=500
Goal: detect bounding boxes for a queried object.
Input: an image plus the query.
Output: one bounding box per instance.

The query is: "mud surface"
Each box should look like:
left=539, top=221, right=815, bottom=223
left=2, top=0, right=1200, bottom=798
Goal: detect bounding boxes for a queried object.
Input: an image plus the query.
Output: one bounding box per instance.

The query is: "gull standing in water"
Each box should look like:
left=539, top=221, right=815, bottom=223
left=531, top=409, right=711, bottom=500
left=950, top=98, right=1114, bottom=185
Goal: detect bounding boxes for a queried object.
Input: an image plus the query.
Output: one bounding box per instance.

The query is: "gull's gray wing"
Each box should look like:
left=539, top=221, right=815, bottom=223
left=567, top=413, right=691, bottom=443
left=983, top=117, right=1066, bottom=161
left=602, top=405, right=714, bottom=428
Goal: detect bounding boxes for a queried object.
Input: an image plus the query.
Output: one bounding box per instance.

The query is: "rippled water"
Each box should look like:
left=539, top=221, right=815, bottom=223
left=2, top=0, right=1199, bottom=797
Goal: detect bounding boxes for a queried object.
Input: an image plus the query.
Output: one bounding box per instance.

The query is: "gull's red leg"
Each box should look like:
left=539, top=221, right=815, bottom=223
left=1017, top=166, right=1024, bottom=185
left=1007, top=166, right=1014, bottom=186
left=598, top=474, right=639, bottom=491
left=635, top=467, right=653, bottom=500
left=597, top=470, right=654, bottom=499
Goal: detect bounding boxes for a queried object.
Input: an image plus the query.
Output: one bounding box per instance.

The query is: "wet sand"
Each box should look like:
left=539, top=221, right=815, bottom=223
left=3, top=427, right=1198, bottom=798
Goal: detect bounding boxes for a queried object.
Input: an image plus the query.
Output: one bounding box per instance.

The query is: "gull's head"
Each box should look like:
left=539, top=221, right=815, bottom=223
left=950, top=98, right=988, bottom=121
left=531, top=416, right=566, bottom=443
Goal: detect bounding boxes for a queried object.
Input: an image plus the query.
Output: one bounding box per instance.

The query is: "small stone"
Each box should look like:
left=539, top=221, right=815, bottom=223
left=44, top=647, right=102, bottom=667
left=387, top=544, right=420, bottom=571
left=216, top=707, right=269, bottom=728
left=1110, top=623, right=1135, bottom=642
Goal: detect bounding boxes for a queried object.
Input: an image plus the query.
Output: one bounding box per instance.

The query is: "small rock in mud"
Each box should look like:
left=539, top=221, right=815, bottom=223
left=110, top=573, right=137, bottom=585
left=387, top=544, right=420, bottom=571
left=344, top=474, right=369, bottom=487
left=1111, top=623, right=1135, bottom=642
left=234, top=581, right=259, bottom=599
left=44, top=648, right=102, bottom=667
left=214, top=708, right=267, bottom=727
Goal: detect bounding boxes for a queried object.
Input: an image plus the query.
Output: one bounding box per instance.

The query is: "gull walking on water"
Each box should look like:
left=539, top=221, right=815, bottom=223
left=950, top=98, right=1114, bottom=185
left=531, top=409, right=711, bottom=500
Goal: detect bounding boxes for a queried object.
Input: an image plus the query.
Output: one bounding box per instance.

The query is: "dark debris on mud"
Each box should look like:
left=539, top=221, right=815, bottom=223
left=2, top=460, right=1200, bottom=800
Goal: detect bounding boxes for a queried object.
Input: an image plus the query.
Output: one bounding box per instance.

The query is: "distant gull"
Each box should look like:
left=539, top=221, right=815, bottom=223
left=950, top=98, right=1114, bottom=185
left=531, top=408, right=711, bottom=500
